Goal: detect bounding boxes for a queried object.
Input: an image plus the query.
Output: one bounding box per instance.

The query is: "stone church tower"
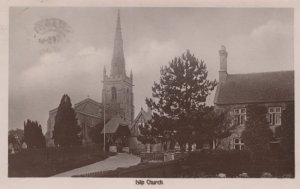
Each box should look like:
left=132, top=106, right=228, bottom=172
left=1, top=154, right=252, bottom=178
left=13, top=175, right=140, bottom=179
left=102, top=11, right=134, bottom=123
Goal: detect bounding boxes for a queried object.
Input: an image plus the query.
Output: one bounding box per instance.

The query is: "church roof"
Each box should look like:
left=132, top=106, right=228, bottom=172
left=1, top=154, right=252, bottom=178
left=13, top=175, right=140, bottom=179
left=214, top=70, right=294, bottom=105
left=101, top=115, right=130, bottom=134
left=49, top=98, right=103, bottom=118
left=74, top=98, right=102, bottom=117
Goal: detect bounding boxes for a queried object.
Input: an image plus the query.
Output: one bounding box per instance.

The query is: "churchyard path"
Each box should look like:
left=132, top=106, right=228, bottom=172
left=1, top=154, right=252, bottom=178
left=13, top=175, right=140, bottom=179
left=52, top=153, right=141, bottom=177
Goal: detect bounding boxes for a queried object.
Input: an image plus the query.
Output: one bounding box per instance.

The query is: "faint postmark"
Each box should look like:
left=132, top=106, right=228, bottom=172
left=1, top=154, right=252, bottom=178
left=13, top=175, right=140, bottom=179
left=33, top=18, right=72, bottom=54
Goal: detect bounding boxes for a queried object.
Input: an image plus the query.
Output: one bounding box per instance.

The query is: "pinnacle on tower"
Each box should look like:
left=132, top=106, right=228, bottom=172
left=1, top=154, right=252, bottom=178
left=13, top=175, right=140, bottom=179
left=103, top=66, right=106, bottom=79
left=110, top=10, right=126, bottom=77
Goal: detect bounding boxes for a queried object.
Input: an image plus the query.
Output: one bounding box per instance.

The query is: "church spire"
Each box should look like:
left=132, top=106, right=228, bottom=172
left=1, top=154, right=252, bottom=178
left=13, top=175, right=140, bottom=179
left=110, top=10, right=126, bottom=77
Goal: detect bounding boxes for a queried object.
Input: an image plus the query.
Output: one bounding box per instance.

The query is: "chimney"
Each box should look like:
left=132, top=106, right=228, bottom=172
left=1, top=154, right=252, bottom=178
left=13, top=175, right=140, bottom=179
left=219, top=45, right=228, bottom=82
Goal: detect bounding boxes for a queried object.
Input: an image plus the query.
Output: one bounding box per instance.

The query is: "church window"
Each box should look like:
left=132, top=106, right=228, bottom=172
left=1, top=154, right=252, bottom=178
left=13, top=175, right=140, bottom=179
left=233, top=108, right=246, bottom=126
left=111, top=87, right=117, bottom=100
left=127, top=88, right=129, bottom=103
left=267, top=107, right=281, bottom=126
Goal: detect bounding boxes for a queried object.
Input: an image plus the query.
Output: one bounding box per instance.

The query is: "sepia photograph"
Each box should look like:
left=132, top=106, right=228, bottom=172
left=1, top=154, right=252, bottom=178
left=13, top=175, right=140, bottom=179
left=8, top=6, right=294, bottom=179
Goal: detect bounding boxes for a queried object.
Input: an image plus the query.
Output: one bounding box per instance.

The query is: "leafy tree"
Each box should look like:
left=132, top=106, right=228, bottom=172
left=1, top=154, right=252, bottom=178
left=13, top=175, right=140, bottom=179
left=24, top=120, right=45, bottom=149
left=146, top=50, right=217, bottom=147
left=242, top=105, right=273, bottom=162
left=280, top=103, right=294, bottom=156
left=203, top=111, right=235, bottom=149
left=137, top=121, right=158, bottom=145
left=8, top=129, right=24, bottom=145
left=8, top=133, right=17, bottom=145
left=52, top=94, right=81, bottom=146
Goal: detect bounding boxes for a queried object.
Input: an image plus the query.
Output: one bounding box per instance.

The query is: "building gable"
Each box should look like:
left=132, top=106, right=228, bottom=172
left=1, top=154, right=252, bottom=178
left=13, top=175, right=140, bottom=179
left=74, top=98, right=102, bottom=118
left=130, top=108, right=152, bottom=136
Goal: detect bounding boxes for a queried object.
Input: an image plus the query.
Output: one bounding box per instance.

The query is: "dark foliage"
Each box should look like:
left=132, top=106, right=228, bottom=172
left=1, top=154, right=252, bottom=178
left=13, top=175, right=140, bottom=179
left=8, top=134, right=17, bottom=145
left=8, top=144, right=115, bottom=177
left=52, top=94, right=81, bottom=146
left=242, top=105, right=273, bottom=162
left=279, top=103, right=295, bottom=175
left=185, top=150, right=294, bottom=177
left=137, top=121, right=158, bottom=144
left=89, top=120, right=111, bottom=144
left=280, top=103, right=294, bottom=155
left=146, top=50, right=217, bottom=146
left=23, top=120, right=45, bottom=149
left=9, top=129, right=23, bottom=146
left=8, top=129, right=24, bottom=144
left=202, top=111, right=235, bottom=149
left=73, top=150, right=294, bottom=178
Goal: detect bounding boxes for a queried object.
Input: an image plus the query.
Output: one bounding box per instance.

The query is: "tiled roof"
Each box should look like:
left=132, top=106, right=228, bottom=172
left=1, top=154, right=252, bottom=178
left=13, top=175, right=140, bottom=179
left=101, top=115, right=130, bottom=134
left=214, top=71, right=294, bottom=105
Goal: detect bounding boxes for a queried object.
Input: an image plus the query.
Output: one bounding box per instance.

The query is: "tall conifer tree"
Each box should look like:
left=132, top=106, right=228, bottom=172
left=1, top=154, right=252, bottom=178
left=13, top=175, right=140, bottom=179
left=280, top=103, right=294, bottom=155
left=242, top=105, right=273, bottom=162
left=146, top=50, right=217, bottom=146
left=24, top=119, right=45, bottom=149
left=52, top=94, right=81, bottom=146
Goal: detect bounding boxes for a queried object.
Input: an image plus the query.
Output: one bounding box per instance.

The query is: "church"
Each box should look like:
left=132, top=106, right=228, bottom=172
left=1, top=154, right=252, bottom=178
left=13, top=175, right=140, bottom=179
left=45, top=11, right=134, bottom=147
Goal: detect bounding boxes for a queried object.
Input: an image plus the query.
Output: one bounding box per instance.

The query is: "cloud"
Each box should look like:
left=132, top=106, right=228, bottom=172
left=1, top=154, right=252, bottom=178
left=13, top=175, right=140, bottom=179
left=10, top=20, right=293, bottom=132
left=20, top=45, right=110, bottom=93
left=127, top=40, right=183, bottom=74
left=127, top=39, right=185, bottom=109
left=12, top=39, right=183, bottom=131
left=226, top=20, right=293, bottom=73
left=10, top=45, right=110, bottom=131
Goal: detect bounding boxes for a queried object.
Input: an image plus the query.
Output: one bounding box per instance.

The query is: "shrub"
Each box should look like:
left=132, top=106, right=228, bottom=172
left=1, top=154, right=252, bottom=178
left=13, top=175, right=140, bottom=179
left=185, top=150, right=293, bottom=177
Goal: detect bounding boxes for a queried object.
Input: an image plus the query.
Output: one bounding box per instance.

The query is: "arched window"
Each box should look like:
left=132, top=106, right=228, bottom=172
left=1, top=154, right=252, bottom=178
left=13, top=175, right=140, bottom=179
left=111, top=87, right=117, bottom=100
left=127, top=88, right=129, bottom=103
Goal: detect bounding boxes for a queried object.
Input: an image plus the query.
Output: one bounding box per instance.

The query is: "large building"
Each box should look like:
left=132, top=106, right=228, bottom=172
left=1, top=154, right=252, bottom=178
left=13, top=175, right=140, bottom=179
left=45, top=98, right=104, bottom=146
left=213, top=45, right=294, bottom=150
left=45, top=11, right=134, bottom=146
left=102, top=11, right=134, bottom=123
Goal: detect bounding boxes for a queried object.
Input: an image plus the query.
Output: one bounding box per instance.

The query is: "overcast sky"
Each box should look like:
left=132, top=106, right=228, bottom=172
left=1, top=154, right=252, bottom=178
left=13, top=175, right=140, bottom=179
left=9, top=7, right=293, bottom=133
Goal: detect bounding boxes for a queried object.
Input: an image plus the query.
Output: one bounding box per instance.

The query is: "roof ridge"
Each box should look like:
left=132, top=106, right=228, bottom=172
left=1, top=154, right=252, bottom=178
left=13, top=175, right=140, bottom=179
left=215, top=69, right=294, bottom=105
left=74, top=98, right=101, bottom=107
left=228, top=70, right=294, bottom=76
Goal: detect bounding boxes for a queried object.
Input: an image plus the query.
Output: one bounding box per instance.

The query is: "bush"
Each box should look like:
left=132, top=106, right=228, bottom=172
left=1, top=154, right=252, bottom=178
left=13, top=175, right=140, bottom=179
left=184, top=150, right=294, bottom=178
left=186, top=150, right=251, bottom=177
left=8, top=144, right=115, bottom=177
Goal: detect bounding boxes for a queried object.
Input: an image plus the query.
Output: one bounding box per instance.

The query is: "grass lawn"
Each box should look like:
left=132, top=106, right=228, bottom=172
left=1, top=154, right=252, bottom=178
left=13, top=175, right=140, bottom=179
left=8, top=144, right=116, bottom=177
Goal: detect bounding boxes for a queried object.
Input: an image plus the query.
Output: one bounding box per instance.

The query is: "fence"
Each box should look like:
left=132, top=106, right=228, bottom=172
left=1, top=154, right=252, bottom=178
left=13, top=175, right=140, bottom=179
left=73, top=158, right=186, bottom=178
left=140, top=151, right=188, bottom=162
